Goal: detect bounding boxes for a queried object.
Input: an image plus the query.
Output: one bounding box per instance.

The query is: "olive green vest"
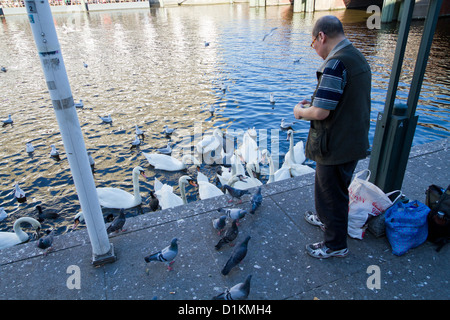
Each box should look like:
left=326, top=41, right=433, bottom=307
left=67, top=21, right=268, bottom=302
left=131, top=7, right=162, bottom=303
left=305, top=43, right=371, bottom=165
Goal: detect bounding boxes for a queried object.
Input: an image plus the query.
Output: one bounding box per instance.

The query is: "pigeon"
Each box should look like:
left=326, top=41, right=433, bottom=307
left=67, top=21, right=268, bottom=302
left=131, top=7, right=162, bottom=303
left=50, top=144, right=61, bottom=161
left=1, top=66, right=6, bottom=72
left=213, top=274, right=252, bottom=300
left=26, top=142, right=35, bottom=155
left=135, top=125, right=145, bottom=141
left=130, top=135, right=142, bottom=150
left=250, top=187, right=262, bottom=214
left=107, top=209, right=126, bottom=234
left=149, top=191, right=160, bottom=211
left=36, top=205, right=59, bottom=222
left=156, top=143, right=172, bottom=155
left=212, top=215, right=227, bottom=235
left=0, top=207, right=7, bottom=222
left=14, top=183, right=26, bottom=203
left=144, top=237, right=178, bottom=271
left=74, top=99, right=84, bottom=108
left=215, top=219, right=239, bottom=250
left=262, top=27, right=278, bottom=41
left=87, top=151, right=95, bottom=173
left=221, top=236, right=251, bottom=276
left=2, top=114, right=13, bottom=127
left=99, top=114, right=113, bottom=125
left=163, top=125, right=176, bottom=136
left=223, top=185, right=250, bottom=203
left=218, top=208, right=247, bottom=222
left=37, top=229, right=55, bottom=255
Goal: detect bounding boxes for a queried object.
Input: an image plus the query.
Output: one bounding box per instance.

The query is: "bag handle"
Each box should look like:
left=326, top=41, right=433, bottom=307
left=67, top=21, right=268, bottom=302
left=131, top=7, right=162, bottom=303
left=354, top=169, right=371, bottom=181
left=386, top=190, right=403, bottom=204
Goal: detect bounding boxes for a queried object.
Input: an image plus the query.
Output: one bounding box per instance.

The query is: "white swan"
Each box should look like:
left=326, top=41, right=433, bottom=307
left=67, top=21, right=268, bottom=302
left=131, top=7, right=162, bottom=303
left=142, top=152, right=200, bottom=171
left=96, top=166, right=147, bottom=209
left=196, top=128, right=223, bottom=164
left=228, top=163, right=262, bottom=189
left=261, top=149, right=291, bottom=183
left=238, top=128, right=261, bottom=165
left=154, top=176, right=197, bottom=210
left=286, top=129, right=306, bottom=165
left=197, top=171, right=224, bottom=200
left=0, top=217, right=41, bottom=250
left=283, top=130, right=315, bottom=177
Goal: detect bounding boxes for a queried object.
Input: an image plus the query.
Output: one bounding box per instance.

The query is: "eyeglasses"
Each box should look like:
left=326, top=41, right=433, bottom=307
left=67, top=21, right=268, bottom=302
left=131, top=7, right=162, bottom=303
left=310, top=35, right=318, bottom=49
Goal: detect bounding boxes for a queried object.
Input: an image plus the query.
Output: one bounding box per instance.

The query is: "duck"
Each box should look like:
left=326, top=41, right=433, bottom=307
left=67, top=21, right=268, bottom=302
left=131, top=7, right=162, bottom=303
left=196, top=128, right=223, bottom=164
left=154, top=176, right=198, bottom=210
left=96, top=166, right=147, bottom=209
left=36, top=205, right=59, bottom=222
left=197, top=170, right=224, bottom=200
left=149, top=191, right=160, bottom=211
left=142, top=152, right=200, bottom=171
left=261, top=149, right=291, bottom=183
left=74, top=99, right=84, bottom=108
left=2, top=114, right=13, bottom=127
left=0, top=217, right=41, bottom=250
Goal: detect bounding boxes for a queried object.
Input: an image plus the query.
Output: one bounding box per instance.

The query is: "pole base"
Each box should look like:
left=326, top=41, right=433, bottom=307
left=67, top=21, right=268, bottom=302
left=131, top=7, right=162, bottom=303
left=92, top=243, right=116, bottom=266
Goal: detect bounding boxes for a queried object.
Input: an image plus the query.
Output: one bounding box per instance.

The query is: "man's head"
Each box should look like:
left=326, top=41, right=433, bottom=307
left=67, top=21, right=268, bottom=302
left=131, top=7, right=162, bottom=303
left=311, top=15, right=346, bottom=59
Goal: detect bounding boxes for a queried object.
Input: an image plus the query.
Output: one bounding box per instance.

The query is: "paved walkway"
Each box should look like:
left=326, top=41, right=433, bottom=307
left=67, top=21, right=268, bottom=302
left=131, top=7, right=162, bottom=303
left=1, top=138, right=449, bottom=300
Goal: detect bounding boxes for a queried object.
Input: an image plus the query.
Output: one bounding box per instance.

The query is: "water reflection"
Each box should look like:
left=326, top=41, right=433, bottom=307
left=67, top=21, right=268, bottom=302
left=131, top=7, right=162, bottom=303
left=0, top=4, right=449, bottom=236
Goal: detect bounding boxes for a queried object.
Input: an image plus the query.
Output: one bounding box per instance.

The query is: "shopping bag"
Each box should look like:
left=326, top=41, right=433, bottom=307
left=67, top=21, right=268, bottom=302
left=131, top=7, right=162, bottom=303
left=348, top=169, right=401, bottom=239
left=385, top=200, right=430, bottom=256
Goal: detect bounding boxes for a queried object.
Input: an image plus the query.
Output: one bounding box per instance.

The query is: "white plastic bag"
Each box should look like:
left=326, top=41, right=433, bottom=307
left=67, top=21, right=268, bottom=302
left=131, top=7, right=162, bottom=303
left=348, top=169, right=401, bottom=239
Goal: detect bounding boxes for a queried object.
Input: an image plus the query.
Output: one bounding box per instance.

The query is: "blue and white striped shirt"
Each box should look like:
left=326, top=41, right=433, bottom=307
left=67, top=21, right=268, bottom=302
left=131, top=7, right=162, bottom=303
left=313, top=58, right=347, bottom=111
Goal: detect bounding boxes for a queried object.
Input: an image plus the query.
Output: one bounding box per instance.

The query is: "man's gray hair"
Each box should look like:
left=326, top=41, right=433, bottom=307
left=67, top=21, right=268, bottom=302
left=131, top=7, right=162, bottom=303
left=312, top=15, right=345, bottom=38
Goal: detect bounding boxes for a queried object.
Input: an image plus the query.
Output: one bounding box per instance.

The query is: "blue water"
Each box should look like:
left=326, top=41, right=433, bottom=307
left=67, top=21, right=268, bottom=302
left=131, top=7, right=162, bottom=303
left=0, top=4, right=449, bottom=235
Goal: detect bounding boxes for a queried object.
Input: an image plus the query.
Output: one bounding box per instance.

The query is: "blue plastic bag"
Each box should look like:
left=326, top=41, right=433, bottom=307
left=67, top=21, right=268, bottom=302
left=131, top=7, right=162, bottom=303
left=385, top=200, right=430, bottom=256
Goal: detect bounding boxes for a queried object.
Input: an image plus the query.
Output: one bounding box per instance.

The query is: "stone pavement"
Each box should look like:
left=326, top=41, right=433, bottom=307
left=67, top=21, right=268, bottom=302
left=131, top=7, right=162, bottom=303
left=0, top=138, right=448, bottom=301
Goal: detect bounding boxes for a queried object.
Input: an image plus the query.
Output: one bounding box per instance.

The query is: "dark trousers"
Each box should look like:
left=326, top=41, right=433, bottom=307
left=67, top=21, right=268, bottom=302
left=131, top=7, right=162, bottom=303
left=315, top=160, right=358, bottom=250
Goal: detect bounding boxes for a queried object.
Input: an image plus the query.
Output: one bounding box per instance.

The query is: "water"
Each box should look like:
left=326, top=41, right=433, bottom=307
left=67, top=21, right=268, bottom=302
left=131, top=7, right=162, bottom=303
left=0, top=4, right=449, bottom=235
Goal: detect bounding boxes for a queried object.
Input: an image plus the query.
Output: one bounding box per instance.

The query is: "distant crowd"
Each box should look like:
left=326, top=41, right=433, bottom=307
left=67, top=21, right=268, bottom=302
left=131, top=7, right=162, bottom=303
left=1, top=0, right=146, bottom=7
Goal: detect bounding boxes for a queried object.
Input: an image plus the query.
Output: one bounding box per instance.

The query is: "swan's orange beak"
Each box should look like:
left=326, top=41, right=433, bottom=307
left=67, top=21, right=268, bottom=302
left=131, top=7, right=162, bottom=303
left=140, top=171, right=147, bottom=179
left=189, top=180, right=198, bottom=187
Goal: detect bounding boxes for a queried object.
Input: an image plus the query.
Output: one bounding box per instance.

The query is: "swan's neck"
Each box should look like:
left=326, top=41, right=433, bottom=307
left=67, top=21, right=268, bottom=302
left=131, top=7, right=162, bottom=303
left=289, top=134, right=295, bottom=163
left=132, top=171, right=142, bottom=203
left=267, top=157, right=275, bottom=183
left=179, top=180, right=187, bottom=204
left=14, top=218, right=37, bottom=242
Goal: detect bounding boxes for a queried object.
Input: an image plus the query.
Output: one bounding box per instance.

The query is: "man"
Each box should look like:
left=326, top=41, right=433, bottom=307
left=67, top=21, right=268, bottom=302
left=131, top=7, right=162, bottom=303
left=293, top=15, right=371, bottom=259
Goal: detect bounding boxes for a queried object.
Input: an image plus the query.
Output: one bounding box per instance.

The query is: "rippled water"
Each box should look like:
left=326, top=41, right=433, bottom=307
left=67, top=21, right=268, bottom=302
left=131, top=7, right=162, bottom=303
left=0, top=4, right=449, bottom=235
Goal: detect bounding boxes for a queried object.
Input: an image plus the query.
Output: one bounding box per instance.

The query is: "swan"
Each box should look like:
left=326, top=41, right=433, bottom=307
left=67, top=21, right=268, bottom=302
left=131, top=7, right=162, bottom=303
left=196, top=128, right=223, bottom=164
left=286, top=129, right=306, bottom=165
left=262, top=149, right=291, bottom=183
left=283, top=130, right=315, bottom=177
left=238, top=128, right=261, bottom=165
left=197, top=170, right=224, bottom=200
left=142, top=152, right=200, bottom=171
left=154, top=176, right=197, bottom=210
left=96, top=166, right=147, bottom=209
left=0, top=217, right=41, bottom=250
left=228, top=163, right=262, bottom=189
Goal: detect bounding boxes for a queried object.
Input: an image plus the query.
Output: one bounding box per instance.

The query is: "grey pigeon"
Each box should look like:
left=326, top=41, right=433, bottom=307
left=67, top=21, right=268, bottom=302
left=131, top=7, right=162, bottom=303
left=221, top=235, right=251, bottom=276
left=107, top=209, right=126, bottom=234
left=37, top=229, right=55, bottom=255
left=213, top=274, right=252, bottom=300
left=36, top=205, right=59, bottom=222
left=223, top=185, right=250, bottom=203
left=217, top=208, right=247, bottom=224
left=212, top=215, right=227, bottom=235
left=250, top=187, right=262, bottom=214
left=215, top=219, right=239, bottom=250
left=144, top=237, right=178, bottom=271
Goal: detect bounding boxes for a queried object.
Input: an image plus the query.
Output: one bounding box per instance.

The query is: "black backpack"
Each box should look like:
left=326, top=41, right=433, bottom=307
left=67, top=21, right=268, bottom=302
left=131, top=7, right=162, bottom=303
left=425, top=184, right=450, bottom=252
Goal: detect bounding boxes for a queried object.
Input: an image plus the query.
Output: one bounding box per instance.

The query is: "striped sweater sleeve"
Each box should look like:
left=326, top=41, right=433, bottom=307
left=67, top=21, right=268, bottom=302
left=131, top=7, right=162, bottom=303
left=313, top=59, right=347, bottom=111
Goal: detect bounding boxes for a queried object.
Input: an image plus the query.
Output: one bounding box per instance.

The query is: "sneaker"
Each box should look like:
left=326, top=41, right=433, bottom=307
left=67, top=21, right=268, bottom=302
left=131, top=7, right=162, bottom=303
left=304, top=211, right=326, bottom=231
left=306, top=241, right=349, bottom=259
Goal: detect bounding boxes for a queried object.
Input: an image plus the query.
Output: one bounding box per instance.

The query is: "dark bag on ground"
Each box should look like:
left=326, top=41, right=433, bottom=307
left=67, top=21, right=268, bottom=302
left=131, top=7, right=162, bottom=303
left=425, top=184, right=450, bottom=252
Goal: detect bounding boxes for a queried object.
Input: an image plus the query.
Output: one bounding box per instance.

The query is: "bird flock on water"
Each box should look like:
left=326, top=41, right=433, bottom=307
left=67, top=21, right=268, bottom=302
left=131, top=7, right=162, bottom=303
left=0, top=28, right=314, bottom=298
